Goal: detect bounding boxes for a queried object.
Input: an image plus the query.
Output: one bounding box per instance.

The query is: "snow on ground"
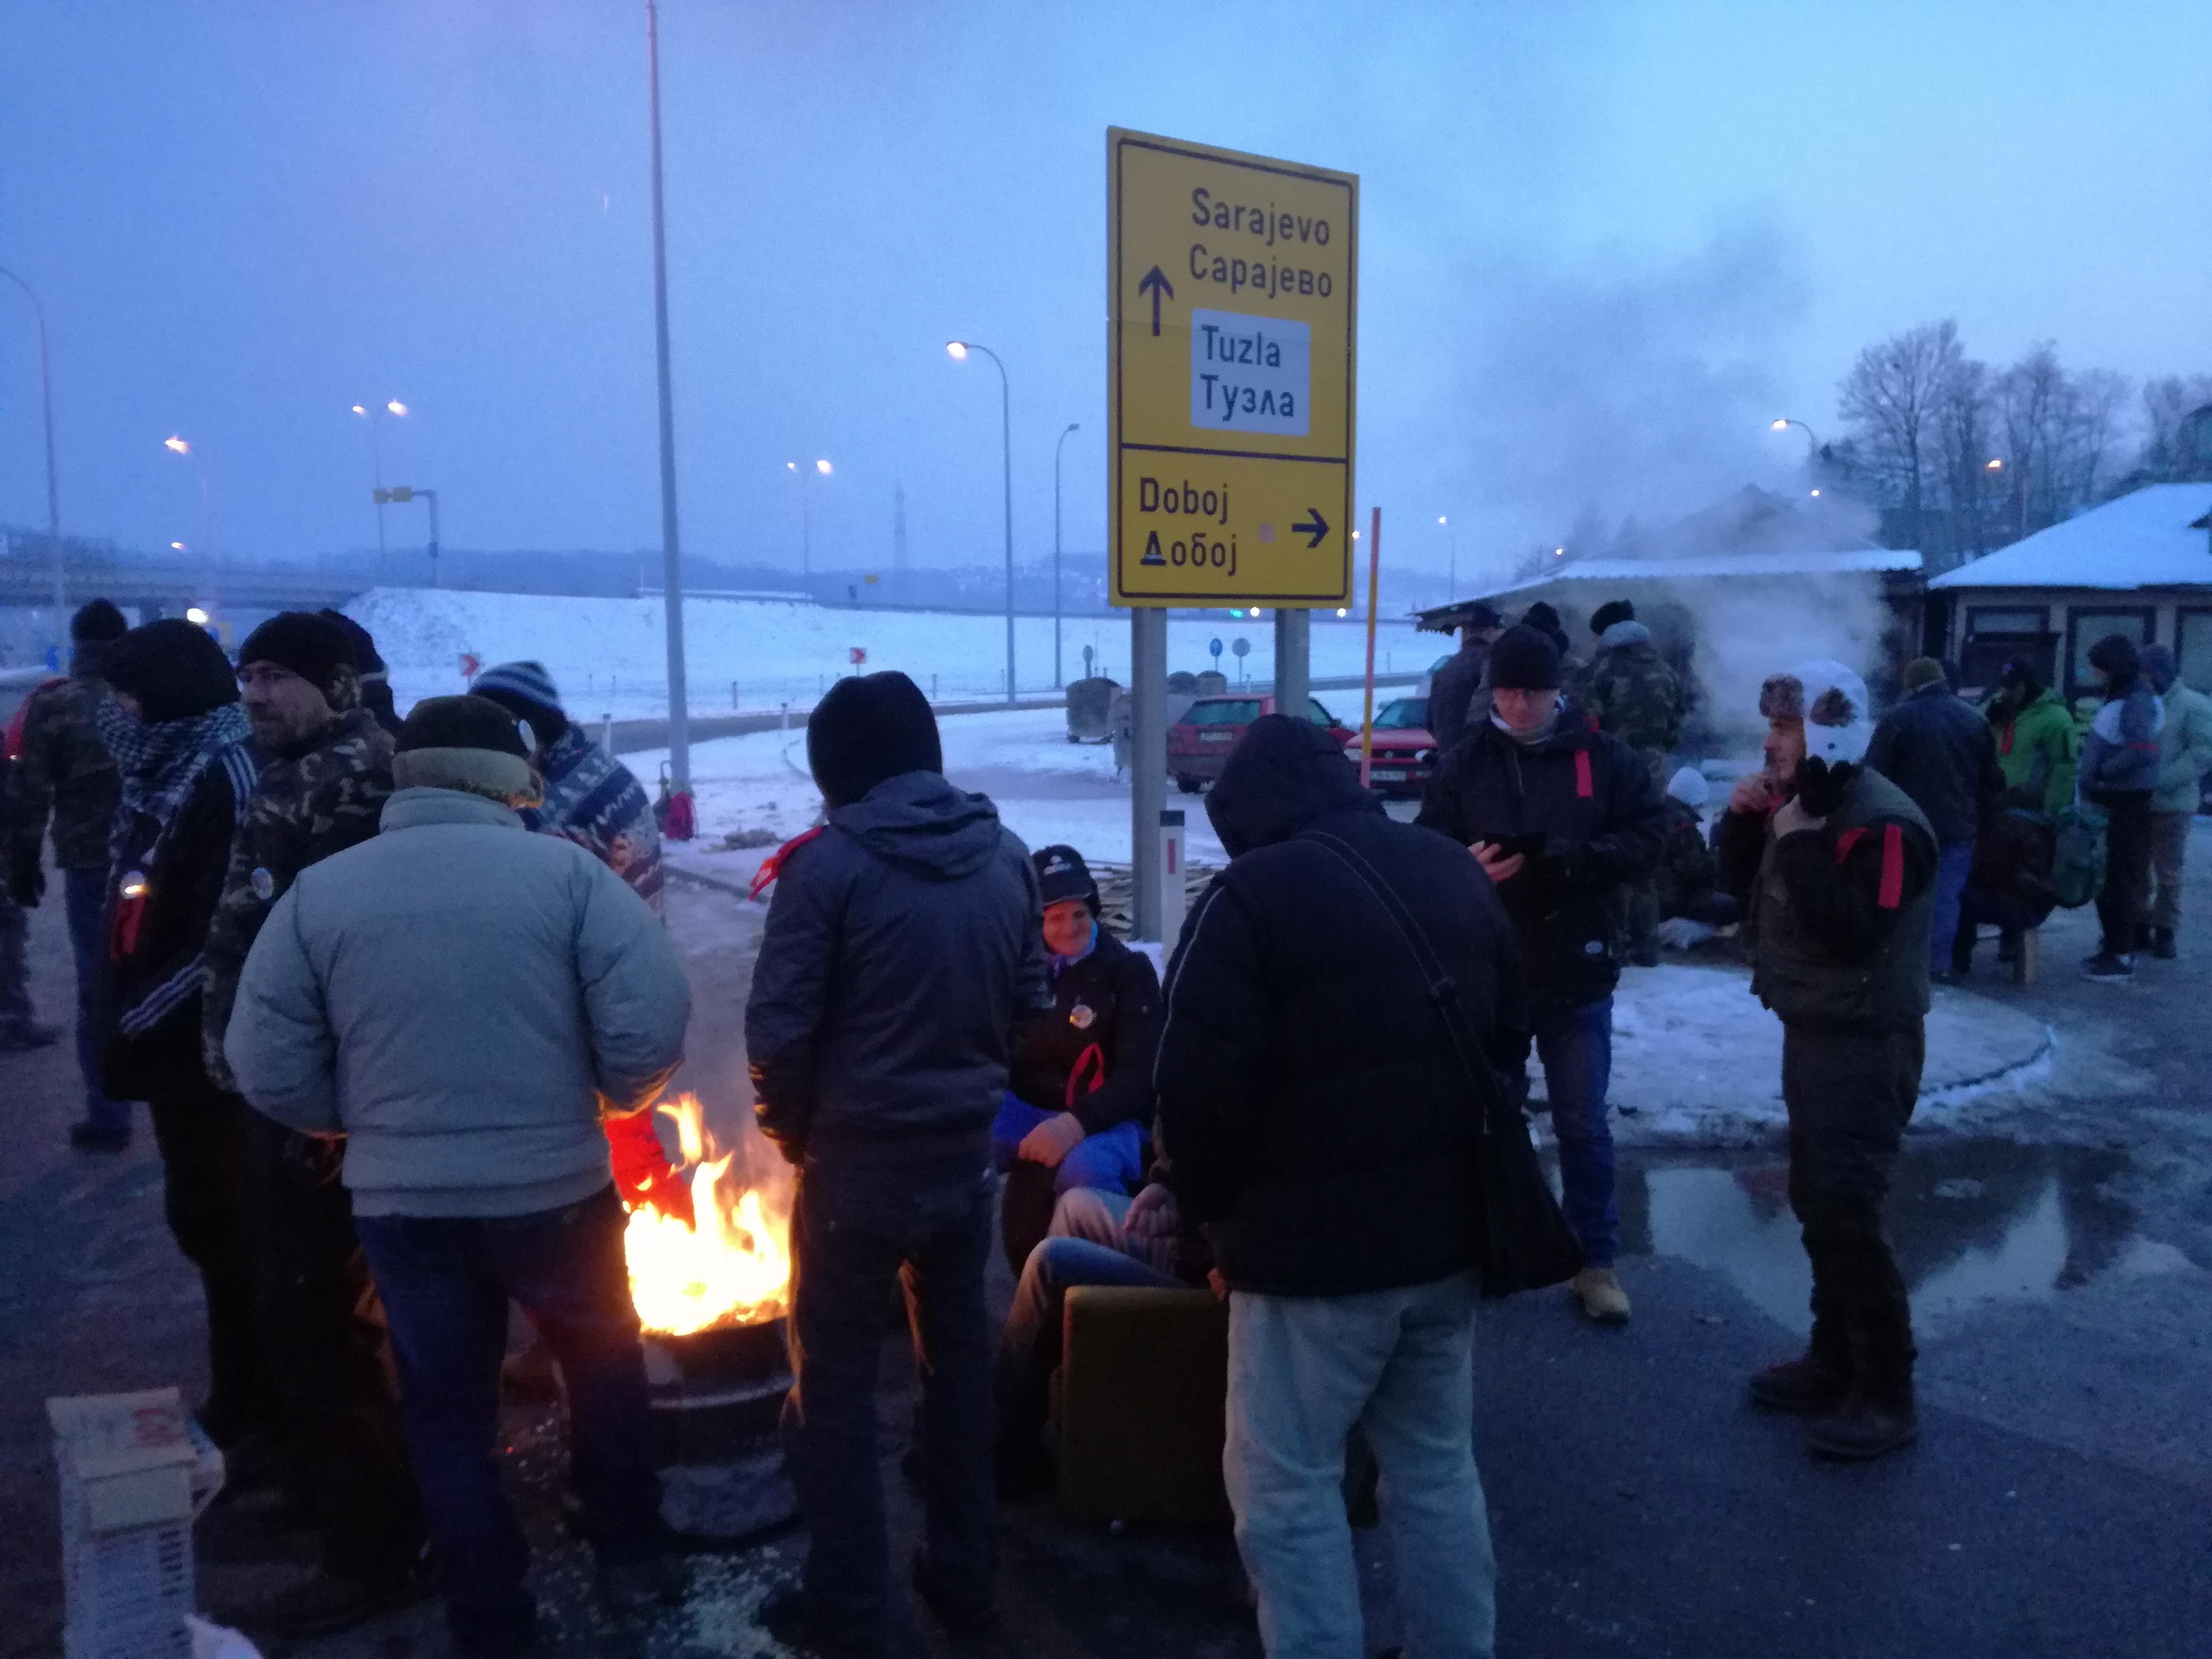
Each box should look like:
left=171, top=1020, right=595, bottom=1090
left=636, top=708, right=1228, bottom=892
left=344, top=586, right=1428, bottom=721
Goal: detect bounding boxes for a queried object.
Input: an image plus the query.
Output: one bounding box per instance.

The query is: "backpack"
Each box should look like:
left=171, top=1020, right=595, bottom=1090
left=2050, top=801, right=2106, bottom=909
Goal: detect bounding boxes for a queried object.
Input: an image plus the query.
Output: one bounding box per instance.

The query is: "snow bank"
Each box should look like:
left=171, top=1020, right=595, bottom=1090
left=343, top=587, right=1426, bottom=721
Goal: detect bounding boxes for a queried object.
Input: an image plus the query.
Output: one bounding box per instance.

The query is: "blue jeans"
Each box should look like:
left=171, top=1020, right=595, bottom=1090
left=995, top=1190, right=1181, bottom=1459
left=64, top=866, right=125, bottom=1132
left=355, top=1184, right=661, bottom=1652
left=785, top=1159, right=998, bottom=1655
left=1528, top=998, right=1616, bottom=1267
left=1225, top=1272, right=1495, bottom=1659
left=1931, top=840, right=1975, bottom=971
left=990, top=1096, right=1147, bottom=1195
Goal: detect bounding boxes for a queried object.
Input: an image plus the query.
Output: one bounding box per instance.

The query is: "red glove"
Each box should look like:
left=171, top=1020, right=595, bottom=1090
left=605, top=1110, right=696, bottom=1229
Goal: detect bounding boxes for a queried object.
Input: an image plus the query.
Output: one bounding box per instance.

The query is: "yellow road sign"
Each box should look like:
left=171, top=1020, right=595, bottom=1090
left=1108, top=127, right=1357, bottom=608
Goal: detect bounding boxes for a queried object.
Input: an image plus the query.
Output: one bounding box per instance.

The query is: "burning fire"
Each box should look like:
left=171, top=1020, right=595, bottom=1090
left=622, top=1093, right=791, bottom=1336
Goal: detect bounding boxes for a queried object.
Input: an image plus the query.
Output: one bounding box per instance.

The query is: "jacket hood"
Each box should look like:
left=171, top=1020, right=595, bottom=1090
left=830, top=769, right=1006, bottom=880
left=1206, top=714, right=1380, bottom=858
left=1599, top=619, right=1653, bottom=650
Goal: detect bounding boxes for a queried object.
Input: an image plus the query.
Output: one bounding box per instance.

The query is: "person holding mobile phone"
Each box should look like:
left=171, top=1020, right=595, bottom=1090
left=1415, top=626, right=1665, bottom=1324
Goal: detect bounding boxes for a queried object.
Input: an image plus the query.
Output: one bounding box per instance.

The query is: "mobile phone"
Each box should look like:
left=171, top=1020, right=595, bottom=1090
left=1490, top=832, right=1547, bottom=859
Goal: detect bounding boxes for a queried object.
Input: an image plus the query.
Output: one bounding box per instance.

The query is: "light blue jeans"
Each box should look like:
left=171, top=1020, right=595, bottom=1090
left=1225, top=1272, right=1495, bottom=1659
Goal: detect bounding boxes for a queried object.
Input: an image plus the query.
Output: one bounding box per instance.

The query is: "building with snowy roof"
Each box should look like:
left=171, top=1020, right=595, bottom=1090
left=1929, top=483, right=2212, bottom=698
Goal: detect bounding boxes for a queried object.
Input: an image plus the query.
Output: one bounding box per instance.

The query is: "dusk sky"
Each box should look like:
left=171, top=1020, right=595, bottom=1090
left=2, top=1, right=2207, bottom=590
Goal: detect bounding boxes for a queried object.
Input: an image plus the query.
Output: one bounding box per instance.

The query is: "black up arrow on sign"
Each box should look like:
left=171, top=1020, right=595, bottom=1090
left=1292, top=508, right=1330, bottom=548
left=1137, top=266, right=1173, bottom=336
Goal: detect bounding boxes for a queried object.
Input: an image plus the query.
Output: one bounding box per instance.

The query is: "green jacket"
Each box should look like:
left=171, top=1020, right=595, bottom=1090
left=2153, top=681, right=2212, bottom=814
left=1986, top=688, right=2077, bottom=820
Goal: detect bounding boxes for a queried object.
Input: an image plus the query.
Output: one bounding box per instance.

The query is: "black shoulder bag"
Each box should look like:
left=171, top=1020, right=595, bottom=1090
left=1301, top=831, right=1585, bottom=1300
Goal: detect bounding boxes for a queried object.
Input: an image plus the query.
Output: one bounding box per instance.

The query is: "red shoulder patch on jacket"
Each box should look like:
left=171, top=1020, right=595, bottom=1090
left=1834, top=827, right=1868, bottom=862
left=748, top=825, right=827, bottom=901
left=1878, top=822, right=1905, bottom=910
left=1574, top=749, right=1593, bottom=799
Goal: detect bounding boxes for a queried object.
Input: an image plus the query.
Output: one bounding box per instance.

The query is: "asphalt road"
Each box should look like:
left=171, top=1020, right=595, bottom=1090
left=2, top=845, right=2209, bottom=1658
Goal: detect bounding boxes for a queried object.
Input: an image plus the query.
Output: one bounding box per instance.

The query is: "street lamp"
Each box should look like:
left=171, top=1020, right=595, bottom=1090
left=947, top=339, right=1016, bottom=704
left=163, top=436, right=213, bottom=568
left=1438, top=514, right=1457, bottom=601
left=0, top=267, right=65, bottom=636
left=784, top=459, right=833, bottom=579
left=351, top=399, right=408, bottom=558
left=1054, top=421, right=1081, bottom=688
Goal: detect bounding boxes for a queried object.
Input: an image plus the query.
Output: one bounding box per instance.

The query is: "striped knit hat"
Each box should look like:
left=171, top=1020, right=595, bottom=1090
left=471, top=660, right=563, bottom=715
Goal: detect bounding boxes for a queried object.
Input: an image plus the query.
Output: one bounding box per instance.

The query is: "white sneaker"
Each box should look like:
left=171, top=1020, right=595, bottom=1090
left=1570, top=1266, right=1631, bottom=1324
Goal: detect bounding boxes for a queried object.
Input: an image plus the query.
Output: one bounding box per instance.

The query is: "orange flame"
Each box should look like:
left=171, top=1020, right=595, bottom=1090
left=622, top=1093, right=791, bottom=1335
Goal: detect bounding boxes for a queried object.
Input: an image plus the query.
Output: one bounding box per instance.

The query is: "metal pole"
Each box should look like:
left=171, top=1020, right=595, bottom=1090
left=0, top=269, right=64, bottom=632
left=1272, top=606, right=1309, bottom=720
left=645, top=0, right=690, bottom=791
left=370, top=411, right=387, bottom=559
left=1131, top=608, right=1167, bottom=941
left=998, top=360, right=1015, bottom=704
left=422, top=488, right=441, bottom=589
left=1359, top=507, right=1382, bottom=787
left=1054, top=421, right=1079, bottom=690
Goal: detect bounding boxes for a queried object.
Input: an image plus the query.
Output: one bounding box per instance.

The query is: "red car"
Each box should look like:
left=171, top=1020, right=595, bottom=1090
left=1168, top=694, right=1355, bottom=793
left=1342, top=695, right=1438, bottom=798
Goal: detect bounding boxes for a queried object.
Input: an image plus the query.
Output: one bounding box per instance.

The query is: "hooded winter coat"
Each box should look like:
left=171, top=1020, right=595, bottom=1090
left=744, top=771, right=1048, bottom=1168
left=1426, top=639, right=1490, bottom=755
left=1864, top=681, right=2003, bottom=845
left=2079, top=672, right=2164, bottom=800
left=1414, top=706, right=1666, bottom=1014
left=1574, top=620, right=1684, bottom=754
left=1986, top=687, right=2078, bottom=820
left=1153, top=715, right=1526, bottom=1297
left=2152, top=680, right=2212, bottom=815
left=224, top=787, right=691, bottom=1218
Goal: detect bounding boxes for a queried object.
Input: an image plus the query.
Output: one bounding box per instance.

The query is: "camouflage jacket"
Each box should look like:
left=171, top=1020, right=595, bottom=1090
left=1651, top=797, right=1719, bottom=919
left=1575, top=637, right=1684, bottom=755
left=15, top=668, right=121, bottom=870
left=202, top=707, right=395, bottom=1088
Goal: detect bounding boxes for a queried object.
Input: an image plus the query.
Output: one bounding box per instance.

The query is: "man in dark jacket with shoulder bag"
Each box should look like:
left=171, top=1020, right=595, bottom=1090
left=1156, top=714, right=1523, bottom=1659
left=744, top=671, right=1049, bottom=1659
left=1416, top=624, right=1664, bottom=1323
left=1864, top=657, right=2002, bottom=980
left=96, top=621, right=279, bottom=1460
left=1716, top=661, right=1936, bottom=1461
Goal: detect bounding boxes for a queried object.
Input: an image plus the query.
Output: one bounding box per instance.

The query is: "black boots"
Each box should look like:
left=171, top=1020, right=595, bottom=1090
left=1805, top=1395, right=1921, bottom=1460
left=1747, top=1354, right=1850, bottom=1415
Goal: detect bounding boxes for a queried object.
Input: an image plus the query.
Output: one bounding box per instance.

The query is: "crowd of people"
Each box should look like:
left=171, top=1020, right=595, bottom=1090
left=3, top=591, right=2203, bottom=1659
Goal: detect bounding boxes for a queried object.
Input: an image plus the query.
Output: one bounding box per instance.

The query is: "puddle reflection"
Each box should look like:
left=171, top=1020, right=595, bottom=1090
left=1618, top=1139, right=2188, bottom=1334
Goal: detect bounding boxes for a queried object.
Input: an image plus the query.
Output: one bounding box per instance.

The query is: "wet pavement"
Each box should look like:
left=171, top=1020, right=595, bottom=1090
left=4, top=867, right=2211, bottom=1657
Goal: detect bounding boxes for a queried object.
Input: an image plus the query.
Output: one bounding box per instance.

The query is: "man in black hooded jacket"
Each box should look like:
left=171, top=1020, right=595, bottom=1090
left=1156, top=714, right=1523, bottom=1659
left=744, top=671, right=1048, bottom=1659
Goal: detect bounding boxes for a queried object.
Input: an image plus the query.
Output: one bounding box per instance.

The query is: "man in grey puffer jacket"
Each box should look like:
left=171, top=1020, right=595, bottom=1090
left=2078, top=634, right=2166, bottom=981
left=226, top=695, right=692, bottom=1657
left=745, top=670, right=1047, bottom=1659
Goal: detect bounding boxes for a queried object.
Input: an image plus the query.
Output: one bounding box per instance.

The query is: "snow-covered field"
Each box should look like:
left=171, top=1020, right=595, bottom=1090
left=634, top=708, right=1223, bottom=890
left=344, top=587, right=1430, bottom=721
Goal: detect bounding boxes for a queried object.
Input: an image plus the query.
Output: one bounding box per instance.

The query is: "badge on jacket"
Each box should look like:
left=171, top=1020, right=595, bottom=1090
left=251, top=867, right=275, bottom=901
left=1069, top=1002, right=1096, bottom=1030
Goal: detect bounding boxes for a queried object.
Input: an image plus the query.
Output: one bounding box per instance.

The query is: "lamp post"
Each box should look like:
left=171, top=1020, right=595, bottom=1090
left=1438, top=514, right=1456, bottom=601
left=644, top=0, right=690, bottom=791
left=947, top=340, right=1016, bottom=704
left=1770, top=416, right=1821, bottom=456
left=351, top=400, right=408, bottom=560
left=163, top=436, right=213, bottom=571
left=785, top=458, right=832, bottom=580
left=1054, top=421, right=1080, bottom=688
left=0, top=267, right=65, bottom=634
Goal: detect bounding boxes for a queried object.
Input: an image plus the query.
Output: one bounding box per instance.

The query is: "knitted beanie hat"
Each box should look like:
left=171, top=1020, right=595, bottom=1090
left=391, top=695, right=539, bottom=804
left=1486, top=624, right=1563, bottom=692
left=103, top=619, right=240, bottom=724
left=237, top=612, right=358, bottom=703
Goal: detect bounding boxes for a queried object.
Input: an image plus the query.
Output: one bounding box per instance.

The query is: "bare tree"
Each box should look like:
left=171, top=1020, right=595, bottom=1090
left=1930, top=355, right=1996, bottom=569
left=2138, top=374, right=2212, bottom=480
left=1837, top=320, right=1963, bottom=553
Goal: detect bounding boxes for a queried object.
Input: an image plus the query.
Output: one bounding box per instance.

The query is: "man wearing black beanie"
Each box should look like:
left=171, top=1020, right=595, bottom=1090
left=96, top=620, right=282, bottom=1462
left=198, top=610, right=426, bottom=1638
left=1418, top=625, right=1664, bottom=1324
left=320, top=609, right=401, bottom=736
left=11, top=597, right=130, bottom=1149
left=746, top=670, right=1047, bottom=1656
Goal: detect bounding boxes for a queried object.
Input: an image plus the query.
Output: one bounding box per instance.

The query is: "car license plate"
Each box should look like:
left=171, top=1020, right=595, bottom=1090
left=1199, top=732, right=1233, bottom=743
left=1370, top=767, right=1406, bottom=781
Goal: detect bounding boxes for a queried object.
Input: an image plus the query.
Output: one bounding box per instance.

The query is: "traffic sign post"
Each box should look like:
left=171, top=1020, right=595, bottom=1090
left=1111, top=127, right=1357, bottom=938
left=1108, top=127, right=1357, bottom=608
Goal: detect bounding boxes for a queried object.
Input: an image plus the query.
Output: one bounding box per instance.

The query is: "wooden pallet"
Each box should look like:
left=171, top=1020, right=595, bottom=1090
left=1089, top=861, right=1222, bottom=941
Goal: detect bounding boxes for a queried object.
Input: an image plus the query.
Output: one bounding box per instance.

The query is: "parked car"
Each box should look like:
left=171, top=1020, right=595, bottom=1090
left=1343, top=696, right=1437, bottom=797
left=1167, top=694, right=1354, bottom=793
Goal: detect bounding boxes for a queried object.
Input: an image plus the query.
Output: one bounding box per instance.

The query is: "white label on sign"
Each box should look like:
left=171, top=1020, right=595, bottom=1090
left=1189, top=308, right=1310, bottom=437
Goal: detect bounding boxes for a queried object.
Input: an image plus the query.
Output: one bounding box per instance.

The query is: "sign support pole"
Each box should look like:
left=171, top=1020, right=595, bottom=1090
left=1272, top=607, right=1309, bottom=718
left=1131, top=609, right=1168, bottom=941
left=1358, top=507, right=1382, bottom=787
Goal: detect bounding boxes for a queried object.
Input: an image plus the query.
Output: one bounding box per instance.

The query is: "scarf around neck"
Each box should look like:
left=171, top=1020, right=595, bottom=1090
left=1491, top=695, right=1563, bottom=747
left=98, top=699, right=252, bottom=867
